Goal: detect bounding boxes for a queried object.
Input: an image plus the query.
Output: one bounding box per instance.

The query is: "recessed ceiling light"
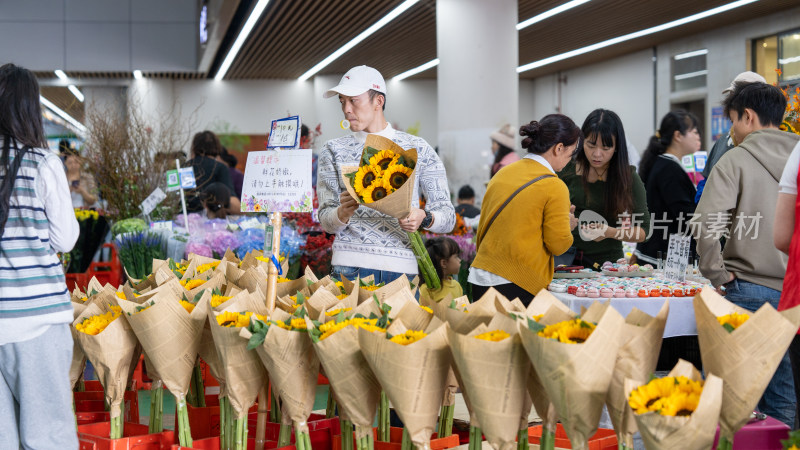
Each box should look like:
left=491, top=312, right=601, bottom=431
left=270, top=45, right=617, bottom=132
left=763, top=42, right=768, bottom=48
left=517, top=0, right=593, bottom=31
left=133, top=70, right=143, bottom=80
left=40, top=96, right=87, bottom=134
left=54, top=70, right=68, bottom=82
left=518, top=0, right=759, bottom=73
left=392, top=59, right=440, bottom=82
left=214, top=0, right=272, bottom=81
left=298, top=0, right=419, bottom=81
left=67, top=85, right=84, bottom=103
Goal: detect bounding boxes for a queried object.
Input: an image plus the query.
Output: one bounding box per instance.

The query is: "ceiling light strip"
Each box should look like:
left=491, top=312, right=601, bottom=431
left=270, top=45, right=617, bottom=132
left=674, top=69, right=708, bottom=80
left=40, top=96, right=87, bottom=134
left=392, top=59, right=440, bottom=82
left=517, top=0, right=593, bottom=31
left=779, top=55, right=800, bottom=65
left=214, top=0, right=272, bottom=81
left=133, top=70, right=143, bottom=80
left=67, top=85, right=85, bottom=102
left=517, top=0, right=759, bottom=73
left=674, top=49, right=709, bottom=60
left=54, top=70, right=68, bottom=82
left=298, top=0, right=420, bottom=81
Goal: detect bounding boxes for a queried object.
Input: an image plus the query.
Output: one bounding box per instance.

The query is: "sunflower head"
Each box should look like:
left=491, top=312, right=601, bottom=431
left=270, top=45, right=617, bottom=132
left=390, top=329, right=427, bottom=345
left=354, top=165, right=381, bottom=193
left=369, top=150, right=397, bottom=171
left=717, top=312, right=749, bottom=332
left=538, top=318, right=596, bottom=344
left=383, top=164, right=412, bottom=190
left=475, top=330, right=510, bottom=342
left=361, top=184, right=391, bottom=203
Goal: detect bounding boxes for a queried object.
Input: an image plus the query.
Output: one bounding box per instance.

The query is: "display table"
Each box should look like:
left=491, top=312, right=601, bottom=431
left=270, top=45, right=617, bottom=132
left=549, top=291, right=697, bottom=338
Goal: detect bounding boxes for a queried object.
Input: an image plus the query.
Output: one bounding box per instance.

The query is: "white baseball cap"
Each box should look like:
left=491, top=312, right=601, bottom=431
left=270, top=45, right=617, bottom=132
left=722, top=71, right=766, bottom=94
left=323, top=65, right=386, bottom=99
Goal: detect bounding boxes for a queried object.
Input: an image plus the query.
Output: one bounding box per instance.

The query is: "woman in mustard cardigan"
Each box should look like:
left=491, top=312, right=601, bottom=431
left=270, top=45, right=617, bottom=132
left=469, top=115, right=581, bottom=305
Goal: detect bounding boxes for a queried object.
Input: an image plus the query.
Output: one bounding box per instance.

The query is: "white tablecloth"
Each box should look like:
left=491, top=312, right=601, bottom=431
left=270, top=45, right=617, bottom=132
left=549, top=291, right=696, bottom=338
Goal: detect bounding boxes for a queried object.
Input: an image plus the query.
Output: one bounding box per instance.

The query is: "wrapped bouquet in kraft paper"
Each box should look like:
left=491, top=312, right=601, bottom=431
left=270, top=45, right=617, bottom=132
left=117, top=288, right=210, bottom=446
left=73, top=299, right=139, bottom=439
left=518, top=296, right=624, bottom=450
left=240, top=307, right=320, bottom=450
left=358, top=316, right=452, bottom=450
left=447, top=313, right=531, bottom=450
left=606, top=302, right=669, bottom=449
left=625, top=359, right=723, bottom=450
left=693, top=287, right=800, bottom=450
left=341, top=134, right=440, bottom=290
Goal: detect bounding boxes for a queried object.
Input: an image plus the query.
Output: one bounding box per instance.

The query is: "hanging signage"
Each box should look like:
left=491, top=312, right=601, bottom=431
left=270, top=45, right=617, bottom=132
left=267, top=116, right=300, bottom=149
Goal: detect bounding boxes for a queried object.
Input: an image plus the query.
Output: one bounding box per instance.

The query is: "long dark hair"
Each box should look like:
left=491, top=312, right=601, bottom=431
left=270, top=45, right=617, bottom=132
left=575, top=109, right=633, bottom=218
left=519, top=114, right=581, bottom=154
left=191, top=130, right=222, bottom=158
left=490, top=141, right=515, bottom=177
left=0, top=63, right=47, bottom=239
left=424, top=237, right=461, bottom=288
left=638, top=110, right=698, bottom=183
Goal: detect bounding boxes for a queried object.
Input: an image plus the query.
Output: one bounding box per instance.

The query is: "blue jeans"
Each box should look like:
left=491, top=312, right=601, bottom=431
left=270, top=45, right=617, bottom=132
left=331, top=265, right=416, bottom=286
left=725, top=279, right=796, bottom=428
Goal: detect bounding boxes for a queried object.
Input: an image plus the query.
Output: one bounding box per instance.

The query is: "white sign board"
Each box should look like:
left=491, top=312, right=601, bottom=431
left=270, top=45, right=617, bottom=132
left=664, top=234, right=692, bottom=282
left=267, top=116, right=300, bottom=149
left=140, top=187, right=166, bottom=216
left=150, top=220, right=173, bottom=231
left=178, top=167, right=197, bottom=189
left=240, top=149, right=313, bottom=213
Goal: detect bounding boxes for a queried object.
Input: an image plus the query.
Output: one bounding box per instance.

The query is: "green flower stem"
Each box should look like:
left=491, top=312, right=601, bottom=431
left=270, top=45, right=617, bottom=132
left=277, top=424, right=292, bottom=447
left=717, top=436, right=733, bottom=450
left=539, top=427, right=555, bottom=450
left=517, top=428, right=529, bottom=450
left=326, top=389, right=337, bottom=419
left=408, top=231, right=440, bottom=290
left=270, top=389, right=281, bottom=423
left=468, top=426, right=482, bottom=450
left=341, top=419, right=353, bottom=450
left=234, top=417, right=247, bottom=450
left=194, top=365, right=206, bottom=407
left=149, top=382, right=163, bottom=433
left=378, top=392, right=391, bottom=442
left=401, top=428, right=413, bottom=450
left=295, top=425, right=311, bottom=450
left=437, top=405, right=453, bottom=437
left=110, top=415, right=123, bottom=439
left=177, top=397, right=193, bottom=447
left=355, top=427, right=374, bottom=450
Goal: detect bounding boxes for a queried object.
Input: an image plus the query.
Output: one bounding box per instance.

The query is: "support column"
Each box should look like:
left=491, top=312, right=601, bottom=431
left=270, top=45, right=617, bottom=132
left=436, top=0, right=519, bottom=200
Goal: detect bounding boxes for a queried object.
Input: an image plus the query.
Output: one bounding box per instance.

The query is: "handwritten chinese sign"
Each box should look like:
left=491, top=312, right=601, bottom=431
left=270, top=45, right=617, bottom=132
left=241, top=149, right=313, bottom=213
left=267, top=116, right=300, bottom=149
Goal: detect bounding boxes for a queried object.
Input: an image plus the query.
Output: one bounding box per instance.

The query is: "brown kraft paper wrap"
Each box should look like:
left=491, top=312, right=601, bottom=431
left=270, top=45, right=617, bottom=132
left=207, top=296, right=268, bottom=419
left=447, top=314, right=530, bottom=450
left=518, top=300, right=624, bottom=450
left=73, top=302, right=139, bottom=420
left=69, top=301, right=88, bottom=389
left=606, top=302, right=669, bottom=445
left=358, top=321, right=451, bottom=448
left=341, top=134, right=418, bottom=221
left=118, top=289, right=210, bottom=399
left=693, top=287, right=800, bottom=440
left=240, top=321, right=319, bottom=433
left=625, top=359, right=723, bottom=450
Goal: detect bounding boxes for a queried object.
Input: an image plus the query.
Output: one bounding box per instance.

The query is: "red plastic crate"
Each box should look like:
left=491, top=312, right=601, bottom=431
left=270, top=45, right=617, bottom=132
left=184, top=395, right=259, bottom=439
left=77, top=421, right=175, bottom=450
left=198, top=359, right=219, bottom=388
left=170, top=436, right=276, bottom=450
left=84, top=380, right=104, bottom=391
left=77, top=411, right=111, bottom=425
left=74, top=390, right=140, bottom=424
left=333, top=427, right=459, bottom=450
left=528, top=424, right=617, bottom=450
left=66, top=243, right=123, bottom=291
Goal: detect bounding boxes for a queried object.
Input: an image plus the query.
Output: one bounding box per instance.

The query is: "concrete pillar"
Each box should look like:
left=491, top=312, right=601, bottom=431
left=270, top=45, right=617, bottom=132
left=436, top=0, right=519, bottom=202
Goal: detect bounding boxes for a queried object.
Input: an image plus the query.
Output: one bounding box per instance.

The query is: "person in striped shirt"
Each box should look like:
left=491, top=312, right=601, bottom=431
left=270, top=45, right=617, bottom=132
left=0, top=63, right=79, bottom=449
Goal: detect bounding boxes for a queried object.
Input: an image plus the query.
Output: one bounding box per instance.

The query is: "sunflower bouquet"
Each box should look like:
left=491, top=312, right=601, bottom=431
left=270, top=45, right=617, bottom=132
left=605, top=302, right=670, bottom=450
left=70, top=288, right=90, bottom=390
left=359, top=315, right=452, bottom=450
left=693, top=287, right=800, bottom=450
left=519, top=296, right=624, bottom=450
left=447, top=313, right=531, bottom=450
left=117, top=289, right=211, bottom=446
left=73, top=299, right=139, bottom=439
left=342, top=135, right=440, bottom=290
left=241, top=306, right=319, bottom=450
left=624, top=359, right=723, bottom=450
left=207, top=294, right=269, bottom=450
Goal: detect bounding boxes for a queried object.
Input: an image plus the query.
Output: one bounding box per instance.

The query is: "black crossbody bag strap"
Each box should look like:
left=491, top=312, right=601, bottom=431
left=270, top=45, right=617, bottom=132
left=477, top=174, right=555, bottom=244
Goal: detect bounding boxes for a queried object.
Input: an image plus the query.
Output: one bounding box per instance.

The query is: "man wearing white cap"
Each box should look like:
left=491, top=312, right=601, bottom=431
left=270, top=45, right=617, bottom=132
left=317, top=65, right=456, bottom=284
left=702, top=71, right=767, bottom=179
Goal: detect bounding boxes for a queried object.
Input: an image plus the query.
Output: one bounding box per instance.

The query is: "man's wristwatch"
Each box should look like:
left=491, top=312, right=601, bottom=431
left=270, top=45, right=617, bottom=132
left=419, top=210, right=433, bottom=230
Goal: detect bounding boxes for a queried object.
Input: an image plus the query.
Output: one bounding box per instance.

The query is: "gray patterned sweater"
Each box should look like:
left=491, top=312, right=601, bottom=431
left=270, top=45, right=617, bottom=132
left=317, top=124, right=455, bottom=274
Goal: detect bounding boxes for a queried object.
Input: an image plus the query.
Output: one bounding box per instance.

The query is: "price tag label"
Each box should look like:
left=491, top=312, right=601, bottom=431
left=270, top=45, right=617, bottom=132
left=267, top=116, right=300, bottom=149
left=140, top=187, right=166, bottom=216
left=150, top=220, right=173, bottom=231
left=664, top=234, right=692, bottom=282
left=264, top=225, right=274, bottom=253
left=166, top=170, right=180, bottom=191
left=238, top=218, right=261, bottom=230
left=179, top=167, right=197, bottom=189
